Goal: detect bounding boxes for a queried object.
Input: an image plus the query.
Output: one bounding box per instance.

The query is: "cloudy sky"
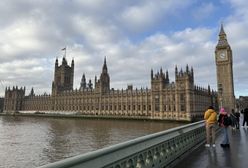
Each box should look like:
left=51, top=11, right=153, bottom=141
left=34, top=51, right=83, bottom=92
left=0, top=0, right=247, bottom=97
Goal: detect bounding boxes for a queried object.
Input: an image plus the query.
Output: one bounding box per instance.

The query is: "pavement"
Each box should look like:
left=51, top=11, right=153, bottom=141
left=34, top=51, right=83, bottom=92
left=174, top=126, right=248, bottom=168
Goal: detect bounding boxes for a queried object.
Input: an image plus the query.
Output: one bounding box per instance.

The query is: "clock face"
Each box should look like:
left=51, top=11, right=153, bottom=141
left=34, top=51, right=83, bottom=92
left=217, top=50, right=228, bottom=61
left=220, top=52, right=226, bottom=59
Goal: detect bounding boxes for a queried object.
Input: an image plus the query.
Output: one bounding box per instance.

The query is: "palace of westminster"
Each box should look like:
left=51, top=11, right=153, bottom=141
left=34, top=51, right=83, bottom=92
left=2, top=25, right=236, bottom=121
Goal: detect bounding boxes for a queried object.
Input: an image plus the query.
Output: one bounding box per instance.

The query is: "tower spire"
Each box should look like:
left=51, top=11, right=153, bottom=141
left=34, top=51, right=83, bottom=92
left=100, top=56, right=110, bottom=93
left=102, top=56, right=108, bottom=73
left=217, top=23, right=229, bottom=47
left=219, top=23, right=226, bottom=36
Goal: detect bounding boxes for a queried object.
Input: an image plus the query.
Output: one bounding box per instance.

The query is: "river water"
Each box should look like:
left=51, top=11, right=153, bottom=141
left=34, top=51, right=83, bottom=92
left=0, top=116, right=184, bottom=168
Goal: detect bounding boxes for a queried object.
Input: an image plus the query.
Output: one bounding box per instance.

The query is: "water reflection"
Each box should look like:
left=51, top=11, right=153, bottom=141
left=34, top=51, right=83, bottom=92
left=0, top=116, right=183, bottom=168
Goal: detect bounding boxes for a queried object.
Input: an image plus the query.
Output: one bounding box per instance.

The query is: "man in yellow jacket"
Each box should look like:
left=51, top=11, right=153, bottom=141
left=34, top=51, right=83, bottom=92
left=204, top=106, right=217, bottom=147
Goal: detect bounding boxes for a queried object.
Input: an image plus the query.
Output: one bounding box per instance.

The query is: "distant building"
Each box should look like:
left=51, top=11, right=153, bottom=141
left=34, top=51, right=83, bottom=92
left=236, top=96, right=248, bottom=110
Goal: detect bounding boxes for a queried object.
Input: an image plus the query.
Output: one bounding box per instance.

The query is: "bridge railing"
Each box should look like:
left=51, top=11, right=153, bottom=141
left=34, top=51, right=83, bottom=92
left=39, top=121, right=206, bottom=168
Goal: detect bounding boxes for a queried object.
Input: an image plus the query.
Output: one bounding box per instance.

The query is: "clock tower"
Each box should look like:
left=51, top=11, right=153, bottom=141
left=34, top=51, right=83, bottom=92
left=215, top=24, right=235, bottom=112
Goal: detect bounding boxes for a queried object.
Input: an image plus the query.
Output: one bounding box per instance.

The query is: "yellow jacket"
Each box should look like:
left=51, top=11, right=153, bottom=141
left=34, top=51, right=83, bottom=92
left=204, top=109, right=217, bottom=124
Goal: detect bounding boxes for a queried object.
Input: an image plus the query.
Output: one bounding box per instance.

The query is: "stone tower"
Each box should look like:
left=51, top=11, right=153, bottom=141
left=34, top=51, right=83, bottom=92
left=151, top=68, right=170, bottom=113
left=52, top=56, right=74, bottom=95
left=175, top=65, right=194, bottom=116
left=80, top=74, right=87, bottom=90
left=215, top=24, right=235, bottom=112
left=95, top=57, right=110, bottom=94
left=4, top=86, right=25, bottom=113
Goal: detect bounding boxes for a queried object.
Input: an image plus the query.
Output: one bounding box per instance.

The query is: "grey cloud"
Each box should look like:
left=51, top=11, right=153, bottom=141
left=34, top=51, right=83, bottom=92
left=0, top=0, right=247, bottom=97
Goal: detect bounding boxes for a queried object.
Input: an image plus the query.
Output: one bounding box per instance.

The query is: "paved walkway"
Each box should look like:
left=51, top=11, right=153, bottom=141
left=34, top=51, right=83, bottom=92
left=174, top=126, right=248, bottom=168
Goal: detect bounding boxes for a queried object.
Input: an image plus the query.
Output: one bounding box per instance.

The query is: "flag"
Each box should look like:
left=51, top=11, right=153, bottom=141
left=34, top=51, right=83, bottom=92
left=61, top=47, right=66, bottom=51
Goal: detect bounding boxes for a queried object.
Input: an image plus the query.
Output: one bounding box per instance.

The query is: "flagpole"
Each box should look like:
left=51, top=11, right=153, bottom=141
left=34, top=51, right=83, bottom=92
left=65, top=47, right=66, bottom=58
left=62, top=47, right=66, bottom=58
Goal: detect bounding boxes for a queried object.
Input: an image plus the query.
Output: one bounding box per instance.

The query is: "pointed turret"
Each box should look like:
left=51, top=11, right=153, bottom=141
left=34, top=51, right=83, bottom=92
left=102, top=56, right=108, bottom=73
left=165, top=70, right=169, bottom=84
left=80, top=74, right=86, bottom=90
left=217, top=23, right=229, bottom=48
left=219, top=23, right=226, bottom=37
left=55, top=57, right=58, bottom=68
left=208, top=84, right=211, bottom=94
left=180, top=68, right=183, bottom=75
left=151, top=69, right=153, bottom=79
left=175, top=65, right=178, bottom=75
left=62, top=57, right=67, bottom=65
left=30, top=87, right=35, bottom=96
left=186, top=64, right=189, bottom=73
left=100, top=56, right=110, bottom=93
left=71, top=58, right=74, bottom=67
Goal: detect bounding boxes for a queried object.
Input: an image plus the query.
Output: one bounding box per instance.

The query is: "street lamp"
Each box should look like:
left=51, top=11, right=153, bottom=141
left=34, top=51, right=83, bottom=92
left=218, top=84, right=223, bottom=109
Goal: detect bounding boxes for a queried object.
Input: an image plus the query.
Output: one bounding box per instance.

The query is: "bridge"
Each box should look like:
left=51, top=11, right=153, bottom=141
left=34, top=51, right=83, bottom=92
left=38, top=120, right=248, bottom=168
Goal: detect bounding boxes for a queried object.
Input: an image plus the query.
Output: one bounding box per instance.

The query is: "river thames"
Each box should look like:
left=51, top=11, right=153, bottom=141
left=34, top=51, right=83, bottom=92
left=0, top=116, right=184, bottom=168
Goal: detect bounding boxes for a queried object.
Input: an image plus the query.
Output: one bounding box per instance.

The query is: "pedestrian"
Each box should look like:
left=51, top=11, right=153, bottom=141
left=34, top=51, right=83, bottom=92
left=242, top=107, right=248, bottom=127
left=235, top=110, right=240, bottom=129
left=204, top=106, right=217, bottom=147
left=218, top=107, right=231, bottom=147
left=230, top=109, right=238, bottom=129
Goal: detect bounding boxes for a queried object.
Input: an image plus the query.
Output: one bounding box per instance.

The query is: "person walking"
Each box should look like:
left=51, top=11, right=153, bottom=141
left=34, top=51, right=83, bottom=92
left=218, top=107, right=231, bottom=147
left=235, top=110, right=240, bottom=129
left=230, top=109, right=238, bottom=129
left=204, top=106, right=217, bottom=147
left=242, top=107, right=248, bottom=127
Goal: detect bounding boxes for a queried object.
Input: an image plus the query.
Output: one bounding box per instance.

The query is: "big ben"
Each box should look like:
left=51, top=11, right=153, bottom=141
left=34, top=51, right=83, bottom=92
left=215, top=24, right=235, bottom=112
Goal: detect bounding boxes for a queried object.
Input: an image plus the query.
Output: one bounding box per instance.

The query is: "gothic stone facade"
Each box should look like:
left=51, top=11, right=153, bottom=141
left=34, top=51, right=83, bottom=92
left=3, top=55, right=218, bottom=121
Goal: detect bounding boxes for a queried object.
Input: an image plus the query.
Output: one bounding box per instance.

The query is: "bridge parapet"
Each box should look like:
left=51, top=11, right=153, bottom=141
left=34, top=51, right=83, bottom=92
left=39, top=121, right=206, bottom=168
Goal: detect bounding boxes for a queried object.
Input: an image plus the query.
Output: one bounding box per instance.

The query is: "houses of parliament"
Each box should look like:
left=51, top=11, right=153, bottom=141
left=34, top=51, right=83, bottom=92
left=3, top=25, right=236, bottom=121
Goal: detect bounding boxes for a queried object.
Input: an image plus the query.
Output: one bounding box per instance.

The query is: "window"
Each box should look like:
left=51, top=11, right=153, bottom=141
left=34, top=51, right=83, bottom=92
left=155, top=95, right=159, bottom=112
left=180, top=94, right=185, bottom=101
left=181, top=105, right=185, bottom=111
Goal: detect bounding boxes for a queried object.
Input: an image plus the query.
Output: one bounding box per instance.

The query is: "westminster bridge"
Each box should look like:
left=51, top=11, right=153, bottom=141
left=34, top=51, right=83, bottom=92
left=38, top=120, right=248, bottom=168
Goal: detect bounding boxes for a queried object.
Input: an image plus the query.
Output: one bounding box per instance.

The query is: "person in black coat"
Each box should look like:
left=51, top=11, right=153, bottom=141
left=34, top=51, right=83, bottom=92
left=230, top=109, right=238, bottom=129
left=242, top=107, right=248, bottom=127
left=235, top=110, right=240, bottom=129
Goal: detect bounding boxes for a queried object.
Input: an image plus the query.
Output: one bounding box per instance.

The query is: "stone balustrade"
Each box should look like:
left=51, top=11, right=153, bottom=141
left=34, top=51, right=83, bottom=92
left=39, top=121, right=206, bottom=168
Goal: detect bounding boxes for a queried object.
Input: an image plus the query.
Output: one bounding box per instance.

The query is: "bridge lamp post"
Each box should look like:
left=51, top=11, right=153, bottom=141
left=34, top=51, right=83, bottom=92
left=218, top=86, right=223, bottom=109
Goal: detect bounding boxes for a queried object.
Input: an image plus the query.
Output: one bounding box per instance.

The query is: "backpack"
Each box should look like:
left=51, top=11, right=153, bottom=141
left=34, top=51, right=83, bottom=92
left=222, top=115, right=232, bottom=126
